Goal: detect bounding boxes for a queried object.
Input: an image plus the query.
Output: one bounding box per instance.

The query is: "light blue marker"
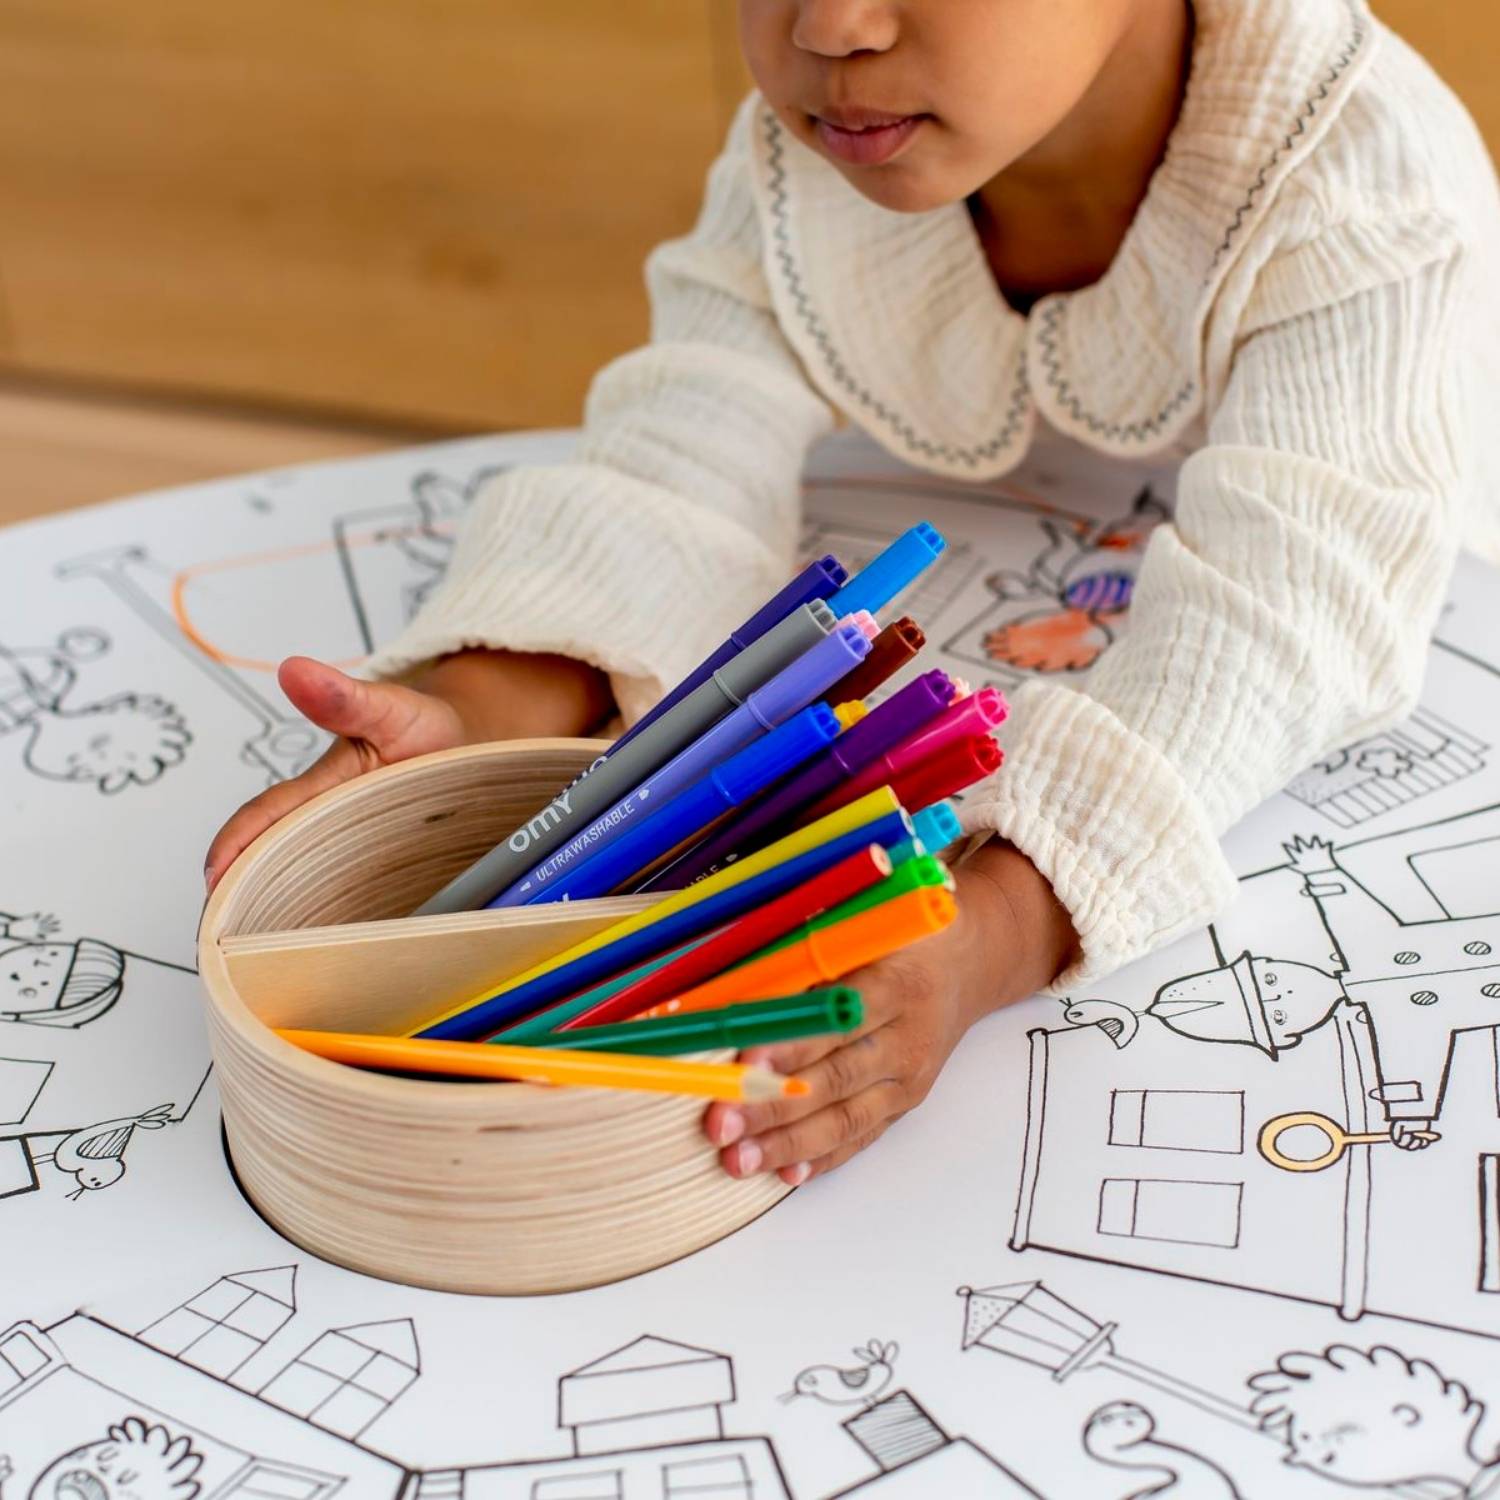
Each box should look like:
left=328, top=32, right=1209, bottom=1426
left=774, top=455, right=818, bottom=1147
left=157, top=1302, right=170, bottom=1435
left=825, top=523, right=946, bottom=619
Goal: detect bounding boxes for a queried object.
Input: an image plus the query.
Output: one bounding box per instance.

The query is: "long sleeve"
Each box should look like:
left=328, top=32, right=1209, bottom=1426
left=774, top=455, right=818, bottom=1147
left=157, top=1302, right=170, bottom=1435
left=970, top=215, right=1470, bottom=985
left=364, top=101, right=835, bottom=724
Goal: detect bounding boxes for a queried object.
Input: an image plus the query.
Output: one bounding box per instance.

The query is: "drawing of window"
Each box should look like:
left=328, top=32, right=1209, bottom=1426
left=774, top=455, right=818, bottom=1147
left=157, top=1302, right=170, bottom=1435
left=260, top=1318, right=420, bottom=1439
left=139, top=1265, right=295, bottom=1379
left=1108, top=1090, right=1245, bottom=1154
left=662, top=1453, right=754, bottom=1498
left=1482, top=1155, right=1499, bottom=1295
left=529, top=1471, right=623, bottom=1500
left=1098, top=1179, right=1242, bottom=1249
left=0, top=1056, right=52, bottom=1125
left=218, top=1460, right=344, bottom=1499
left=0, top=1325, right=56, bottom=1395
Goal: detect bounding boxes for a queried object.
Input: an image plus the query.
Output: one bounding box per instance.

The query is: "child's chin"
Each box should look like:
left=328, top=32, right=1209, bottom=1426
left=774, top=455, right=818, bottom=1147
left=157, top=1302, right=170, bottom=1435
left=840, top=168, right=966, bottom=216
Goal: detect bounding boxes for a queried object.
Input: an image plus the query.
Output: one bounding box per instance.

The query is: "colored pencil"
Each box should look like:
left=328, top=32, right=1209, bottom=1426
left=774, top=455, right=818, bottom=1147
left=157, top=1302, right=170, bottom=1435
left=410, top=788, right=909, bottom=1040
left=549, top=846, right=893, bottom=1033
left=825, top=616, right=925, bottom=703
left=549, top=989, right=863, bottom=1055
left=635, top=887, right=958, bottom=1020
left=277, top=1029, right=808, bottom=1101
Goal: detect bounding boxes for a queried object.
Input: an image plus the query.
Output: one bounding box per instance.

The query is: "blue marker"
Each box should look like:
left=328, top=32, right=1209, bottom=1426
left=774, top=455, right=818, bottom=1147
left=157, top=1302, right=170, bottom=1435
left=416, top=808, right=915, bottom=1041
left=825, top=523, right=946, bottom=619
left=514, top=704, right=842, bottom=906
left=490, top=623, right=871, bottom=907
left=913, top=801, right=962, bottom=854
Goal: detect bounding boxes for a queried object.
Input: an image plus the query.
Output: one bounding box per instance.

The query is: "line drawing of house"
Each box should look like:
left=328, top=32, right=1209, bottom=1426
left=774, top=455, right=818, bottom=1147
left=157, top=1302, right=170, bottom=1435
left=1012, top=800, right=1500, bottom=1342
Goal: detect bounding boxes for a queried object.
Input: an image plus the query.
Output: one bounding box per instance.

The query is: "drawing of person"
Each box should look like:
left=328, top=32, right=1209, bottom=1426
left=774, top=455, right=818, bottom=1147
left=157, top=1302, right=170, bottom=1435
left=0, top=915, right=125, bottom=1028
left=1248, top=1345, right=1500, bottom=1496
left=1147, top=833, right=1500, bottom=1146
left=0, top=636, right=190, bottom=794
left=27, top=1417, right=203, bottom=1500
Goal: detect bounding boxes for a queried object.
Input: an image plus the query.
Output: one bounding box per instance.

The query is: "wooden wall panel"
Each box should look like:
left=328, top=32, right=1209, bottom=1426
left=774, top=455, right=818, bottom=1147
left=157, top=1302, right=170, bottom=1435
left=1377, top=1, right=1499, bottom=159
left=0, top=2, right=729, bottom=429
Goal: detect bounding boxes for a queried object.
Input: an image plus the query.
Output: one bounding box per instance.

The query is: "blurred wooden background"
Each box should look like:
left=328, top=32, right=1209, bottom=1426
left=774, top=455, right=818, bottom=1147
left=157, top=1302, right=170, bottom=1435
left=0, top=0, right=1493, bottom=519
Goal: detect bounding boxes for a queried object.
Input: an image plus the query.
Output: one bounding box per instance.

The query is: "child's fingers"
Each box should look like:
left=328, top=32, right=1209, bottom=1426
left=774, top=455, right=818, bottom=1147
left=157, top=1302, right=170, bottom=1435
left=277, top=656, right=453, bottom=760
left=717, top=1029, right=897, bottom=1175
left=779, top=1122, right=894, bottom=1186
left=204, top=740, right=368, bottom=890
left=728, top=1081, right=904, bottom=1179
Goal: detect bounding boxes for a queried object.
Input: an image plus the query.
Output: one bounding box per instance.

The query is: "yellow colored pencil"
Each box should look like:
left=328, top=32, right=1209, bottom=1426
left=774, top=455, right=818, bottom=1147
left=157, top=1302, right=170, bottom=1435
left=410, top=786, right=903, bottom=1036
left=277, top=1028, right=809, bottom=1102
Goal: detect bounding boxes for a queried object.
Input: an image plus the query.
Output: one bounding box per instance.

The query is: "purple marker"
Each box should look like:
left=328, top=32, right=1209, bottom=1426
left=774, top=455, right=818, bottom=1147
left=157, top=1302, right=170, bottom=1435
left=607, top=555, right=848, bottom=757
left=489, top=623, right=873, bottom=905
left=640, top=669, right=957, bottom=890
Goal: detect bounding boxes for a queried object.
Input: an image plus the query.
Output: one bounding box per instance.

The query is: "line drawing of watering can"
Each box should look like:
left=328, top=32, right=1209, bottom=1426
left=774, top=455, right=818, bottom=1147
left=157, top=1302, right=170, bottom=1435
left=1257, top=1111, right=1442, bottom=1172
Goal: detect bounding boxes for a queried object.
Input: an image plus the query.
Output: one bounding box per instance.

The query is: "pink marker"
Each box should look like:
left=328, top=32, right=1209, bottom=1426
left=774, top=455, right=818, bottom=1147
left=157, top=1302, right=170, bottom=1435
left=841, top=610, right=880, bottom=642
left=800, top=687, right=1008, bottom=824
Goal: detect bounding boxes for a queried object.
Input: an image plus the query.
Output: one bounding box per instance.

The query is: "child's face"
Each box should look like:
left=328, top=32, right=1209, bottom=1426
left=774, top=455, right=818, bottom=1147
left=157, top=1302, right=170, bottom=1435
left=740, top=0, right=1136, bottom=212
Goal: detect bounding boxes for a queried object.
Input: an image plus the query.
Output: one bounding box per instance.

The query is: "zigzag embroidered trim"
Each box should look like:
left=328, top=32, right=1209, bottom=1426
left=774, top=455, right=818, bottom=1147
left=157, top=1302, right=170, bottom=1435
left=1034, top=300, right=1199, bottom=446
left=1208, top=2, right=1369, bottom=274
left=762, top=113, right=1031, bottom=471
left=1033, top=0, right=1367, bottom=446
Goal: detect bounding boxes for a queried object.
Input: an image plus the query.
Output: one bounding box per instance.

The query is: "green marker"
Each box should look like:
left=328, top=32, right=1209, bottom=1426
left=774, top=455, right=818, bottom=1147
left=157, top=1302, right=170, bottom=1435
left=743, top=854, right=952, bottom=964
left=546, top=988, right=863, bottom=1056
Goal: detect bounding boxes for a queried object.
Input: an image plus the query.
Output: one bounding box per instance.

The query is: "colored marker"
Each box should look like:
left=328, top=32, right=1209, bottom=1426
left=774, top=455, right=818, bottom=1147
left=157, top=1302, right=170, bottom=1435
left=550, top=988, right=863, bottom=1056
left=834, top=701, right=868, bottom=732
left=646, top=669, right=956, bottom=889
left=913, top=801, right=962, bottom=853
left=512, top=703, right=843, bottom=906
left=277, top=1029, right=807, bottom=1102
left=637, top=886, right=958, bottom=1019
left=844, top=610, right=879, bottom=641
left=490, top=623, right=871, bottom=906
left=550, top=846, right=893, bottom=1033
left=411, top=599, right=836, bottom=915
left=825, top=523, right=946, bottom=619
left=800, top=688, right=1007, bottom=822
left=607, top=556, right=848, bottom=756
left=746, top=854, right=952, bottom=963
left=412, top=788, right=911, bottom=1040
left=886, top=735, right=1003, bottom=811
left=826, top=617, right=925, bottom=703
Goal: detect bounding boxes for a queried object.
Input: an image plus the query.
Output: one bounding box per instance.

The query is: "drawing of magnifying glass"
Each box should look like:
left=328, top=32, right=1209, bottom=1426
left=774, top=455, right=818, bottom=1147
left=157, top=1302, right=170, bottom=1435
left=1257, top=1111, right=1442, bottom=1172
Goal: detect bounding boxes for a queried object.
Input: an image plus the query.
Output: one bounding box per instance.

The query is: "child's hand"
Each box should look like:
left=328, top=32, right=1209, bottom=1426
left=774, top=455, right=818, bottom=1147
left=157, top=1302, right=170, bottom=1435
left=703, top=842, right=1076, bottom=1185
left=205, top=649, right=610, bottom=891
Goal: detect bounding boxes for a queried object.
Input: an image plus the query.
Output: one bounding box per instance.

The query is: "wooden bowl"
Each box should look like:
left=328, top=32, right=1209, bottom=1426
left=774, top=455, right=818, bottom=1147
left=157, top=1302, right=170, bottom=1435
left=199, top=739, right=791, bottom=1295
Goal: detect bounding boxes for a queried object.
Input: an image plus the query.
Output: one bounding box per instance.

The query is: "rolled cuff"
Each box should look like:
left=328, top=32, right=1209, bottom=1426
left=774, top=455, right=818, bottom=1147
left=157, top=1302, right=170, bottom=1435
left=362, top=462, right=789, bottom=727
left=960, top=680, right=1238, bottom=988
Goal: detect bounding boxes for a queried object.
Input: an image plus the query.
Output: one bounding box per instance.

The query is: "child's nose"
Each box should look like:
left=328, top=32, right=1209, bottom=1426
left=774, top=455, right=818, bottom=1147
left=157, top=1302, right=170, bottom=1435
left=792, top=0, right=899, bottom=59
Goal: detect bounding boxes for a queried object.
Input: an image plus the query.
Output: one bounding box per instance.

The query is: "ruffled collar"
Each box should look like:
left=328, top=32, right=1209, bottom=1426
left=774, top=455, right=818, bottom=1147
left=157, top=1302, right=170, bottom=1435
left=749, top=0, right=1377, bottom=477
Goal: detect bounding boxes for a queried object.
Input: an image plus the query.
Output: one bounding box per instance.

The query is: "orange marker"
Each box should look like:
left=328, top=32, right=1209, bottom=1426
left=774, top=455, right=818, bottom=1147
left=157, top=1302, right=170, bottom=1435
left=637, top=886, right=957, bottom=1019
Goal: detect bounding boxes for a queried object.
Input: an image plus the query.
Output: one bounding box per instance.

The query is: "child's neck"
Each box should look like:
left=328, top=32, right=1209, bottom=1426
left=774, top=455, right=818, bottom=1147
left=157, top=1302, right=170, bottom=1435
left=971, top=0, right=1193, bottom=311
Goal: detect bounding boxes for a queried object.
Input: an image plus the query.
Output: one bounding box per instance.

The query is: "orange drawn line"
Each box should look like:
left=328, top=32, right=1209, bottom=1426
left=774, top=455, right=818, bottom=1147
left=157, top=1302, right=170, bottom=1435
left=169, top=522, right=456, bottom=674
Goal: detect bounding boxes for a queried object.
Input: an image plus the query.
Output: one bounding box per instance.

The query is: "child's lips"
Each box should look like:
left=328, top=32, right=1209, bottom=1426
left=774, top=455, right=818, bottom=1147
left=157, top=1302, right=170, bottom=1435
left=812, top=112, right=925, bottom=167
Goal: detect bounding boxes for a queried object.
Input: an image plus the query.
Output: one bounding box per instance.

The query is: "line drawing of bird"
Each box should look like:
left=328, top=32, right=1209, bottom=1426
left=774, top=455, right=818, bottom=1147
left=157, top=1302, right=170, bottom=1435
left=33, top=1102, right=175, bottom=1198
left=782, top=1339, right=900, bottom=1408
left=1062, top=998, right=1141, bottom=1049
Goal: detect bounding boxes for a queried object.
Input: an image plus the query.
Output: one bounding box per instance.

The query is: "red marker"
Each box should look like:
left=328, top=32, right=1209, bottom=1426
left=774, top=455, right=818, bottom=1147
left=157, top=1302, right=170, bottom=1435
left=801, top=689, right=1008, bottom=824
left=556, top=845, right=894, bottom=1030
left=889, top=734, right=1003, bottom=811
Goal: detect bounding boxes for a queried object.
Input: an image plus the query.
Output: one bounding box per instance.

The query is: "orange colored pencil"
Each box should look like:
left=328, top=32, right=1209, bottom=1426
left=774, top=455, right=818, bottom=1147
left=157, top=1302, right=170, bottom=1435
left=635, top=887, right=957, bottom=1019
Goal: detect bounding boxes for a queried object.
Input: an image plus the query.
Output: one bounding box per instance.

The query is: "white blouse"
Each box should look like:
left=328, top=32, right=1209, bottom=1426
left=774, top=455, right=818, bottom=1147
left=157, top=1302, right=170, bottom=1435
left=369, top=0, right=1500, bottom=985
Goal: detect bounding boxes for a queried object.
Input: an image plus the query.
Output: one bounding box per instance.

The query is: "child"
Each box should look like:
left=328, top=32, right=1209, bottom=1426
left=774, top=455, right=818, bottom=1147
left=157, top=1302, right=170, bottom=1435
left=208, top=0, right=1499, bottom=1189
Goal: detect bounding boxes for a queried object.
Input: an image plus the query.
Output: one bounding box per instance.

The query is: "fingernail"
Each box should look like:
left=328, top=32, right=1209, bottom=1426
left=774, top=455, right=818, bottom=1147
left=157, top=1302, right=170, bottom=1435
left=204, top=864, right=216, bottom=893
left=713, top=1108, right=746, bottom=1146
left=785, top=1161, right=811, bottom=1186
left=731, top=1139, right=763, bottom=1176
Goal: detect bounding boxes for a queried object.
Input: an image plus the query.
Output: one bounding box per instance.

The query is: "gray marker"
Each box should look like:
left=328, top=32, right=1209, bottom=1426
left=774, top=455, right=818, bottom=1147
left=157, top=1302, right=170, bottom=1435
left=411, top=599, right=837, bottom=915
